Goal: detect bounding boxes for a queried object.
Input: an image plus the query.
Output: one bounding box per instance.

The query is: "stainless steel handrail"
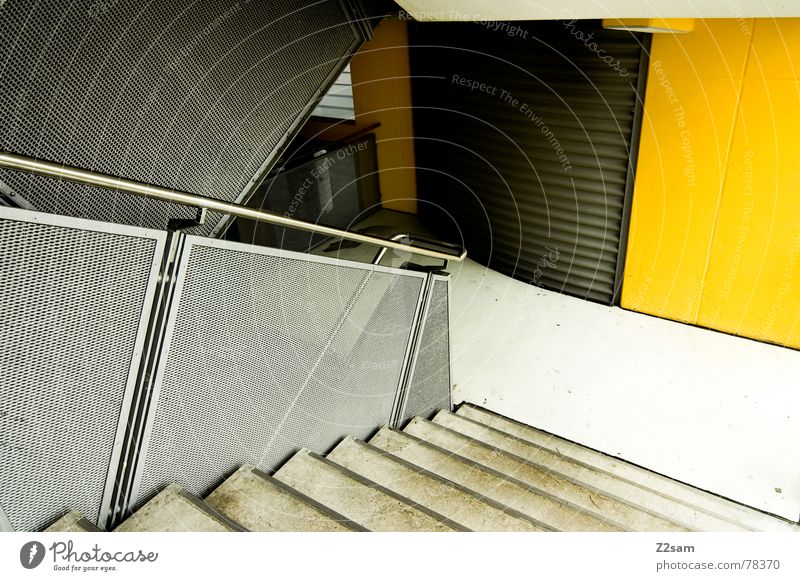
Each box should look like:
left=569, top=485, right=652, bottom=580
left=0, top=152, right=467, bottom=263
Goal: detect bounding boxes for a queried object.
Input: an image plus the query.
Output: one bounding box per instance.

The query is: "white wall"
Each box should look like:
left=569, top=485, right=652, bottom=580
left=395, top=0, right=800, bottom=20
left=449, top=259, right=800, bottom=521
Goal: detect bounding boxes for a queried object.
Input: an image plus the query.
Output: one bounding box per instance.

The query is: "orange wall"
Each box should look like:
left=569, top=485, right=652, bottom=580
left=302, top=19, right=417, bottom=213
left=622, top=18, right=800, bottom=349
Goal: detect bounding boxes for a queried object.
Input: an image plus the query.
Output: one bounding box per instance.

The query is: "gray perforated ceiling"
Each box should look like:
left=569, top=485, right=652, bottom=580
left=0, top=0, right=366, bottom=235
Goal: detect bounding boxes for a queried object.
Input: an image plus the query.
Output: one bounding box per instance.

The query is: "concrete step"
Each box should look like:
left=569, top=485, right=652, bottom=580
left=414, top=414, right=688, bottom=532
left=205, top=465, right=366, bottom=532
left=273, top=448, right=464, bottom=532
left=438, top=409, right=752, bottom=532
left=456, top=403, right=798, bottom=532
left=368, top=426, right=619, bottom=532
left=116, top=484, right=246, bottom=532
left=45, top=510, right=101, bottom=532
left=327, top=436, right=546, bottom=532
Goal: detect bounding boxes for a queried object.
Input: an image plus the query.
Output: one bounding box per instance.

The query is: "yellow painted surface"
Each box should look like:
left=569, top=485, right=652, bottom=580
left=602, top=18, right=695, bottom=33
left=622, top=20, right=751, bottom=323
left=624, top=18, right=800, bottom=349
left=301, top=19, right=417, bottom=213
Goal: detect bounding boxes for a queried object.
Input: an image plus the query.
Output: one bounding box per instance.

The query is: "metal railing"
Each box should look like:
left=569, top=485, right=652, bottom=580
left=0, top=152, right=467, bottom=263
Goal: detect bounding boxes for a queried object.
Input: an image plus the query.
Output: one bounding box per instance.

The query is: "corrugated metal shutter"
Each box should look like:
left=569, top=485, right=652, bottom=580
left=410, top=21, right=648, bottom=304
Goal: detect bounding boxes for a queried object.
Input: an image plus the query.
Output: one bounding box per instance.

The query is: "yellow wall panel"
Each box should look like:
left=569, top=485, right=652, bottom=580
left=698, top=80, right=800, bottom=348
left=746, top=19, right=800, bottom=81
left=625, top=17, right=800, bottom=349
left=621, top=20, right=752, bottom=322
left=302, top=19, right=417, bottom=213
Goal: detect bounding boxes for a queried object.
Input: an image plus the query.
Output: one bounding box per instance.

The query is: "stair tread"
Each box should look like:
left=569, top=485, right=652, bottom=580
left=45, top=510, right=101, bottom=532
left=457, top=403, right=798, bottom=532
left=205, top=465, right=365, bottom=532
left=368, top=426, right=622, bottom=532
left=116, top=484, right=245, bottom=532
left=327, top=436, right=547, bottom=532
left=273, top=448, right=463, bottom=532
left=439, top=409, right=755, bottom=531
left=428, top=412, right=703, bottom=531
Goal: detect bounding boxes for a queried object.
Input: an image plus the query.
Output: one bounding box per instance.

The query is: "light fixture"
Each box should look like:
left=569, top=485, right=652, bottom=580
left=602, top=18, right=695, bottom=33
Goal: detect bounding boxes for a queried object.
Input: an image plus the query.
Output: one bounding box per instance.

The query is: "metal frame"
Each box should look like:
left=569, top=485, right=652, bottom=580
left=613, top=32, right=653, bottom=306
left=106, top=232, right=188, bottom=528
left=0, top=152, right=466, bottom=263
left=0, top=205, right=167, bottom=530
left=126, top=234, right=429, bottom=513
left=390, top=273, right=436, bottom=427
left=392, top=272, right=453, bottom=426
left=443, top=274, right=454, bottom=412
left=0, top=178, right=35, bottom=210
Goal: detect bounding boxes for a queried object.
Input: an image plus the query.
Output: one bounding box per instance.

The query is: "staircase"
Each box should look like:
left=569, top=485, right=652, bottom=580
left=48, top=404, right=798, bottom=532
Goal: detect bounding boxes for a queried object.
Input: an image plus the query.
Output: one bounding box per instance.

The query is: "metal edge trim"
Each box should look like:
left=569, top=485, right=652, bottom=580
left=0, top=204, right=169, bottom=241
left=391, top=273, right=436, bottom=427
left=110, top=233, right=187, bottom=527
left=439, top=274, right=454, bottom=412
left=127, top=236, right=196, bottom=510
left=183, top=233, right=429, bottom=280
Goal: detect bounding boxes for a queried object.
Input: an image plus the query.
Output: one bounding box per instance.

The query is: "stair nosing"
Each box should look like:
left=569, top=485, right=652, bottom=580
left=341, top=437, right=556, bottom=532
left=46, top=510, right=102, bottom=532
left=246, top=465, right=369, bottom=532
left=378, top=427, right=624, bottom=532
left=174, top=485, right=249, bottom=532
left=74, top=514, right=102, bottom=532
left=400, top=422, right=630, bottom=531
left=456, top=403, right=769, bottom=530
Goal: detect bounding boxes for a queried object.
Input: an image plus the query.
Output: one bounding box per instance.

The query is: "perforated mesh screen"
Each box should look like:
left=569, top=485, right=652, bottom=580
left=0, top=208, right=163, bottom=531
left=0, top=0, right=361, bottom=235
left=135, top=238, right=425, bottom=503
left=402, top=277, right=452, bottom=422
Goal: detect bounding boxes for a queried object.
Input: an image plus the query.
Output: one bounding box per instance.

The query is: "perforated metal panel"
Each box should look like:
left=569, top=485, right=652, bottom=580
left=401, top=275, right=452, bottom=422
left=0, top=207, right=165, bottom=531
left=132, top=237, right=426, bottom=504
left=0, top=0, right=364, bottom=235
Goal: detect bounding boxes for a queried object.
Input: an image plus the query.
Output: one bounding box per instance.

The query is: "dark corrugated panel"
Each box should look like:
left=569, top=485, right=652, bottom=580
left=410, top=21, right=647, bottom=304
